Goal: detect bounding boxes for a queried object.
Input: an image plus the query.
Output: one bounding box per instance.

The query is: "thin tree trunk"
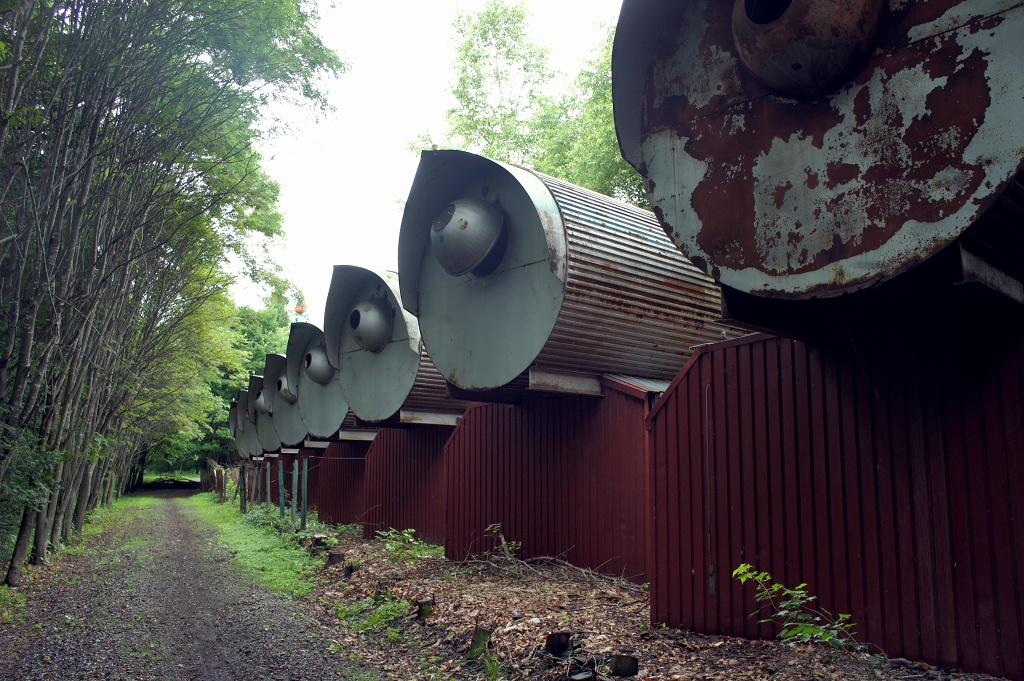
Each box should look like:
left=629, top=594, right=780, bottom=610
left=31, top=459, right=64, bottom=564
left=4, top=506, right=37, bottom=587
left=54, top=456, right=86, bottom=546
left=72, top=460, right=97, bottom=534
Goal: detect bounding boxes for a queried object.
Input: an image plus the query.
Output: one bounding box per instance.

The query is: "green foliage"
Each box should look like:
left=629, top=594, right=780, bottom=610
left=242, top=502, right=339, bottom=547
left=444, top=0, right=554, bottom=165
left=532, top=25, right=647, bottom=206
left=483, top=653, right=504, bottom=680
left=185, top=493, right=318, bottom=597
left=480, top=523, right=525, bottom=577
left=733, top=564, right=863, bottom=651
left=0, top=584, right=27, bottom=623
left=423, top=3, right=645, bottom=206
left=335, top=592, right=410, bottom=639
left=376, top=527, right=445, bottom=563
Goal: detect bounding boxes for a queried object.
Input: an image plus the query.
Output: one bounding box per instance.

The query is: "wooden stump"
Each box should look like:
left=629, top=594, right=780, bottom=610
left=326, top=550, right=346, bottom=567
left=416, top=597, right=434, bottom=619
left=608, top=654, right=639, bottom=677
left=544, top=632, right=573, bottom=658
left=467, top=625, right=492, bottom=660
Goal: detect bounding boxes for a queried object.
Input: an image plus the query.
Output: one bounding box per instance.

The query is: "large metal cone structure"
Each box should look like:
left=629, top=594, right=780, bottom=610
left=324, top=265, right=467, bottom=423
left=398, top=149, right=740, bottom=392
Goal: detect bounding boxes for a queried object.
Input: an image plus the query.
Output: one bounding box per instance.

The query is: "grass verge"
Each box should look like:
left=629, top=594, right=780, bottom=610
left=182, top=493, right=320, bottom=598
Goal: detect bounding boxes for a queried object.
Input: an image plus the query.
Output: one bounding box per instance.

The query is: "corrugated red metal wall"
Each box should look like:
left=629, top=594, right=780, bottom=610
left=363, top=427, right=450, bottom=544
left=648, top=331, right=1024, bottom=679
left=267, top=454, right=293, bottom=508
left=306, top=441, right=370, bottom=525
left=445, top=383, right=649, bottom=581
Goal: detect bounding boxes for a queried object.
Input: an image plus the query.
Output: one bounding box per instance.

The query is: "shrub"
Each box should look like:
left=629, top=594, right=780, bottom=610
left=732, top=563, right=863, bottom=651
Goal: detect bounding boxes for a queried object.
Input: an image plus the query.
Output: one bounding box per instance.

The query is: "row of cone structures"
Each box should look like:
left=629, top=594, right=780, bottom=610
left=230, top=149, right=745, bottom=460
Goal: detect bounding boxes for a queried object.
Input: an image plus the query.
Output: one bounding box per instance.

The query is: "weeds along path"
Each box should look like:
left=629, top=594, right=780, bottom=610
left=0, top=490, right=354, bottom=681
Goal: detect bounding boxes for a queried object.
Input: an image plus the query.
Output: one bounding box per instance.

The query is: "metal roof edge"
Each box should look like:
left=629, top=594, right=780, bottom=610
left=645, top=332, right=777, bottom=428
left=601, top=374, right=670, bottom=402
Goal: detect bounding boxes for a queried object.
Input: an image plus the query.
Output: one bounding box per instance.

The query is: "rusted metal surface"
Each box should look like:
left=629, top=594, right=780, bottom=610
left=362, top=427, right=451, bottom=545
left=614, top=0, right=1024, bottom=299
left=445, top=380, right=654, bottom=581
left=646, top=330, right=1024, bottom=678
left=398, top=149, right=740, bottom=392
left=325, top=266, right=468, bottom=423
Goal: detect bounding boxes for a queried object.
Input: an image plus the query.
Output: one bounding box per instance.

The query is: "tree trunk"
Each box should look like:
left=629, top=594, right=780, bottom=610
left=4, top=506, right=37, bottom=587
left=30, top=460, right=64, bottom=565
left=56, top=457, right=88, bottom=545
left=72, top=460, right=98, bottom=535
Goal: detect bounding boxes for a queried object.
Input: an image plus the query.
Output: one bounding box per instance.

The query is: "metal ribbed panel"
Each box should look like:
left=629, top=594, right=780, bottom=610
left=306, top=442, right=370, bottom=525
left=445, top=385, right=650, bottom=581
left=362, top=427, right=451, bottom=544
left=403, top=352, right=470, bottom=415
left=537, top=175, right=739, bottom=380
left=647, top=332, right=1024, bottom=679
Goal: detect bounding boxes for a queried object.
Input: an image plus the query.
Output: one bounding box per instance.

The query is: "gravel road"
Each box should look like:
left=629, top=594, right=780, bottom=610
left=0, top=491, right=356, bottom=681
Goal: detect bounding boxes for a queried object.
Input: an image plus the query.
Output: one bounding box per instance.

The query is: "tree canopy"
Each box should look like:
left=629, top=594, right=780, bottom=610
left=0, top=0, right=343, bottom=583
left=422, top=1, right=646, bottom=206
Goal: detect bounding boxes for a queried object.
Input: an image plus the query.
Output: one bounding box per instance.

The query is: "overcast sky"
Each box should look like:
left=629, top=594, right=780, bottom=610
left=232, top=0, right=624, bottom=326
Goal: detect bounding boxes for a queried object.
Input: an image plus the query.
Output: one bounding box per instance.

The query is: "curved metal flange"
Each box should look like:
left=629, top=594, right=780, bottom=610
left=614, top=0, right=1024, bottom=299
left=285, top=323, right=349, bottom=439
left=325, top=266, right=421, bottom=422
left=248, top=374, right=281, bottom=452
left=228, top=401, right=238, bottom=439
left=235, top=390, right=249, bottom=433
left=246, top=375, right=262, bottom=426
left=265, top=352, right=306, bottom=447
left=398, top=149, right=569, bottom=391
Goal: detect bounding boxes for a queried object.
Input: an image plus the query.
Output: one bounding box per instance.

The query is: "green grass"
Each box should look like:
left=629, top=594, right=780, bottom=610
left=0, top=584, right=26, bottom=623
left=182, top=492, right=320, bottom=598
left=142, top=470, right=198, bottom=483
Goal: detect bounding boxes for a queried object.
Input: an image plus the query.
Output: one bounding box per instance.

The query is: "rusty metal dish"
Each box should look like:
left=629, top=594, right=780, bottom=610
left=614, top=0, right=1024, bottom=299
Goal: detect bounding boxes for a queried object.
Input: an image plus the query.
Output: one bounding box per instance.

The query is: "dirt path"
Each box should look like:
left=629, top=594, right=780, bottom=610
left=0, top=491, right=354, bottom=681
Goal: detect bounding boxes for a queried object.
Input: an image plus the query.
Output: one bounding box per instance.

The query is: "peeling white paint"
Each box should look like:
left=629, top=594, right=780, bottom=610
left=638, top=0, right=1024, bottom=296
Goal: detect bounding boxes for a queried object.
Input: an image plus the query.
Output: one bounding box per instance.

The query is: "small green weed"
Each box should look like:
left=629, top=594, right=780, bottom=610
left=733, top=563, right=864, bottom=651
left=376, top=528, right=444, bottom=563
left=483, top=653, right=504, bottom=680
left=482, top=523, right=525, bottom=577
left=0, top=584, right=26, bottom=623
left=335, top=593, right=410, bottom=638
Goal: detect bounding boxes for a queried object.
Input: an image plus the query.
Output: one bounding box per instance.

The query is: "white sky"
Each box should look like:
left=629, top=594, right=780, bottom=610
left=233, top=0, right=623, bottom=327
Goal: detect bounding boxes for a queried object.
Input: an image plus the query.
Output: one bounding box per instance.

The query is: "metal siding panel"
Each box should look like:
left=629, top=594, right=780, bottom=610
left=648, top=331, right=1024, bottom=678
left=723, top=346, right=743, bottom=634
left=963, top=366, right=999, bottom=670
left=443, top=396, right=648, bottom=580
left=985, top=362, right=1022, bottom=676
left=362, top=428, right=449, bottom=544
left=889, top=358, right=920, bottom=661
left=807, top=346, right=832, bottom=611
left=1002, top=349, right=1024, bottom=680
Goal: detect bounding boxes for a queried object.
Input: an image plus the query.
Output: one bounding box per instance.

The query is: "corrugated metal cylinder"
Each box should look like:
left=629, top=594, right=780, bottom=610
left=398, top=149, right=739, bottom=392
left=324, top=266, right=468, bottom=423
